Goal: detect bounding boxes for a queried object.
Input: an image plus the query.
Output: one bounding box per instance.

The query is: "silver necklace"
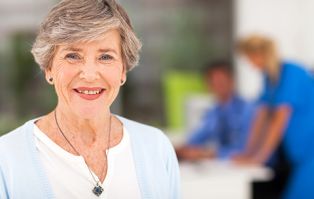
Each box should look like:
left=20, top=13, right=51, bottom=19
left=54, top=110, right=112, bottom=197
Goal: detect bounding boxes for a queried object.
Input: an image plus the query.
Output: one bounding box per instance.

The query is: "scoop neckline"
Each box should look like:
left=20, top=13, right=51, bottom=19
left=33, top=120, right=128, bottom=161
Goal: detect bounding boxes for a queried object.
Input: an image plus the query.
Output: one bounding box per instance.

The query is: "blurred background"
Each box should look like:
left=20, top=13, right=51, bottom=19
left=1, top=0, right=314, bottom=132
left=1, top=0, right=314, bottom=199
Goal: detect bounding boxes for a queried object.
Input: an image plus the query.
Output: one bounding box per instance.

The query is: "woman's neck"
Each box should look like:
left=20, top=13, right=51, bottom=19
left=53, top=105, right=112, bottom=147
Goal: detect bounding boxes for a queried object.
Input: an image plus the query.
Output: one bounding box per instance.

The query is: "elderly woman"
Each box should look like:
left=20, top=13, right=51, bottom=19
left=0, top=0, right=180, bottom=198
left=233, top=35, right=314, bottom=199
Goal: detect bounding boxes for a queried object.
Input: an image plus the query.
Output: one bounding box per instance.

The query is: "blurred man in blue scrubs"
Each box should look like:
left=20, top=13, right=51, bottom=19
left=176, top=60, right=256, bottom=160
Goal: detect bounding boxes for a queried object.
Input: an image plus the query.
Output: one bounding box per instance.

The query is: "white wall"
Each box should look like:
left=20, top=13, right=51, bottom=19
left=234, top=0, right=314, bottom=100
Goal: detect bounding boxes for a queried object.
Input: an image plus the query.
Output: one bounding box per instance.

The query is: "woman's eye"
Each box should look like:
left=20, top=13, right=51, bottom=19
left=65, top=53, right=80, bottom=60
left=99, top=54, right=114, bottom=61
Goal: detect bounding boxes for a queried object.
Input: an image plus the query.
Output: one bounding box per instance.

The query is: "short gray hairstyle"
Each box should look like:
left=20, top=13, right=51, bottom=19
left=31, top=0, right=142, bottom=71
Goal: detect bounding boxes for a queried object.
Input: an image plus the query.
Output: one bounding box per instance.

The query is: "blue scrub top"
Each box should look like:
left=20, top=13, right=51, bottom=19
left=259, top=61, right=314, bottom=199
left=260, top=61, right=314, bottom=164
left=187, top=95, right=256, bottom=159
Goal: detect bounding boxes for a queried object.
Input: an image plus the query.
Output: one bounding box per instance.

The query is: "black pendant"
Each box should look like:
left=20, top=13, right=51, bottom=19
left=93, top=185, right=104, bottom=196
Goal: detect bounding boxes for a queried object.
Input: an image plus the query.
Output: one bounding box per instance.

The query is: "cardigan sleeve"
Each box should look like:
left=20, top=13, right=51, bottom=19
left=0, top=138, right=8, bottom=199
left=0, top=160, right=9, bottom=199
left=160, top=131, right=182, bottom=199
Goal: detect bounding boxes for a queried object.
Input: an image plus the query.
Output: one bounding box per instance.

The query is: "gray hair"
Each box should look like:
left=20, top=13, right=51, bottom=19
left=31, top=0, right=142, bottom=71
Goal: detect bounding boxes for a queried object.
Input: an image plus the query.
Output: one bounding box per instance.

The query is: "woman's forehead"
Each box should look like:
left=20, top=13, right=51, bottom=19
left=57, top=30, right=121, bottom=53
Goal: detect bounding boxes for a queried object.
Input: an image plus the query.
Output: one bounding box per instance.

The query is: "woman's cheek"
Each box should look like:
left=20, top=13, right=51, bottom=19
left=103, top=71, right=122, bottom=86
left=59, top=66, right=79, bottom=82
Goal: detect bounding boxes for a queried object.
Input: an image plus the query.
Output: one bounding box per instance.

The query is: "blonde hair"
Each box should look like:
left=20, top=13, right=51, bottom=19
left=31, top=0, right=142, bottom=71
left=237, top=35, right=280, bottom=82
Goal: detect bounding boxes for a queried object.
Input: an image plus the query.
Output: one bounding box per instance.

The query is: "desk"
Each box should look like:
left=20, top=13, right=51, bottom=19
left=180, top=160, right=273, bottom=199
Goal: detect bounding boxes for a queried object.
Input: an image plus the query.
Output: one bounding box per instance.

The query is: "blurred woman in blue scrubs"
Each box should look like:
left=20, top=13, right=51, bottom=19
left=233, top=35, right=314, bottom=199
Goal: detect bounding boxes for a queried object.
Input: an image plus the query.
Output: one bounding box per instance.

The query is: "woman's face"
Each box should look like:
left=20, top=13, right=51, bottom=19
left=246, top=52, right=266, bottom=70
left=46, top=29, right=126, bottom=118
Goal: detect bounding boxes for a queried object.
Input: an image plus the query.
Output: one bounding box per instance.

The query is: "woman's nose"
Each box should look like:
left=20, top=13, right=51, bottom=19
left=79, top=61, right=100, bottom=82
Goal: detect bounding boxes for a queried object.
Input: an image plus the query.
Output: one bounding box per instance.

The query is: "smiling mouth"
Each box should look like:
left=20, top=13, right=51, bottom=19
left=73, top=87, right=106, bottom=100
left=74, top=89, right=105, bottom=95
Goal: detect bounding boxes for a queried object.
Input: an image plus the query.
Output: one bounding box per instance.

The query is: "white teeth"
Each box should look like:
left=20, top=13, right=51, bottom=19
left=77, top=89, right=101, bottom=95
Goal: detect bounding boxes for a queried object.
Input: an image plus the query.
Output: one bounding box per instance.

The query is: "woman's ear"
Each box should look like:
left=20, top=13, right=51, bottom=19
left=120, top=65, right=127, bottom=86
left=45, top=69, right=54, bottom=85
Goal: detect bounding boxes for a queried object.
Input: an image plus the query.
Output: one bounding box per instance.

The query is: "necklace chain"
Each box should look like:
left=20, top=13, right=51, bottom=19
left=54, top=110, right=112, bottom=196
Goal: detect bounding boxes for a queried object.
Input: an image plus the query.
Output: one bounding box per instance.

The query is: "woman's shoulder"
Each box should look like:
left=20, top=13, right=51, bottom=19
left=0, top=120, right=35, bottom=156
left=0, top=123, right=26, bottom=147
left=117, top=115, right=172, bottom=146
left=282, top=61, right=309, bottom=74
left=117, top=115, right=178, bottom=166
left=118, top=115, right=166, bottom=135
left=282, top=61, right=314, bottom=82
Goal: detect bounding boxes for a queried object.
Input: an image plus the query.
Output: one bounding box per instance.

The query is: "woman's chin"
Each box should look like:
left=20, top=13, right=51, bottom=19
left=71, top=106, right=106, bottom=120
left=66, top=95, right=110, bottom=119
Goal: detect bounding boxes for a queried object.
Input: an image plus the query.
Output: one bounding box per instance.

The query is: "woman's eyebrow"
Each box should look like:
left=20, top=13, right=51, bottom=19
left=60, top=47, right=118, bottom=55
left=98, top=48, right=118, bottom=55
left=61, top=47, right=82, bottom=52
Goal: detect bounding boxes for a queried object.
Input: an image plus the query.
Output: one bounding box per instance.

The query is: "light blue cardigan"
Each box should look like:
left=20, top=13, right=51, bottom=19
left=0, top=116, right=181, bottom=199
